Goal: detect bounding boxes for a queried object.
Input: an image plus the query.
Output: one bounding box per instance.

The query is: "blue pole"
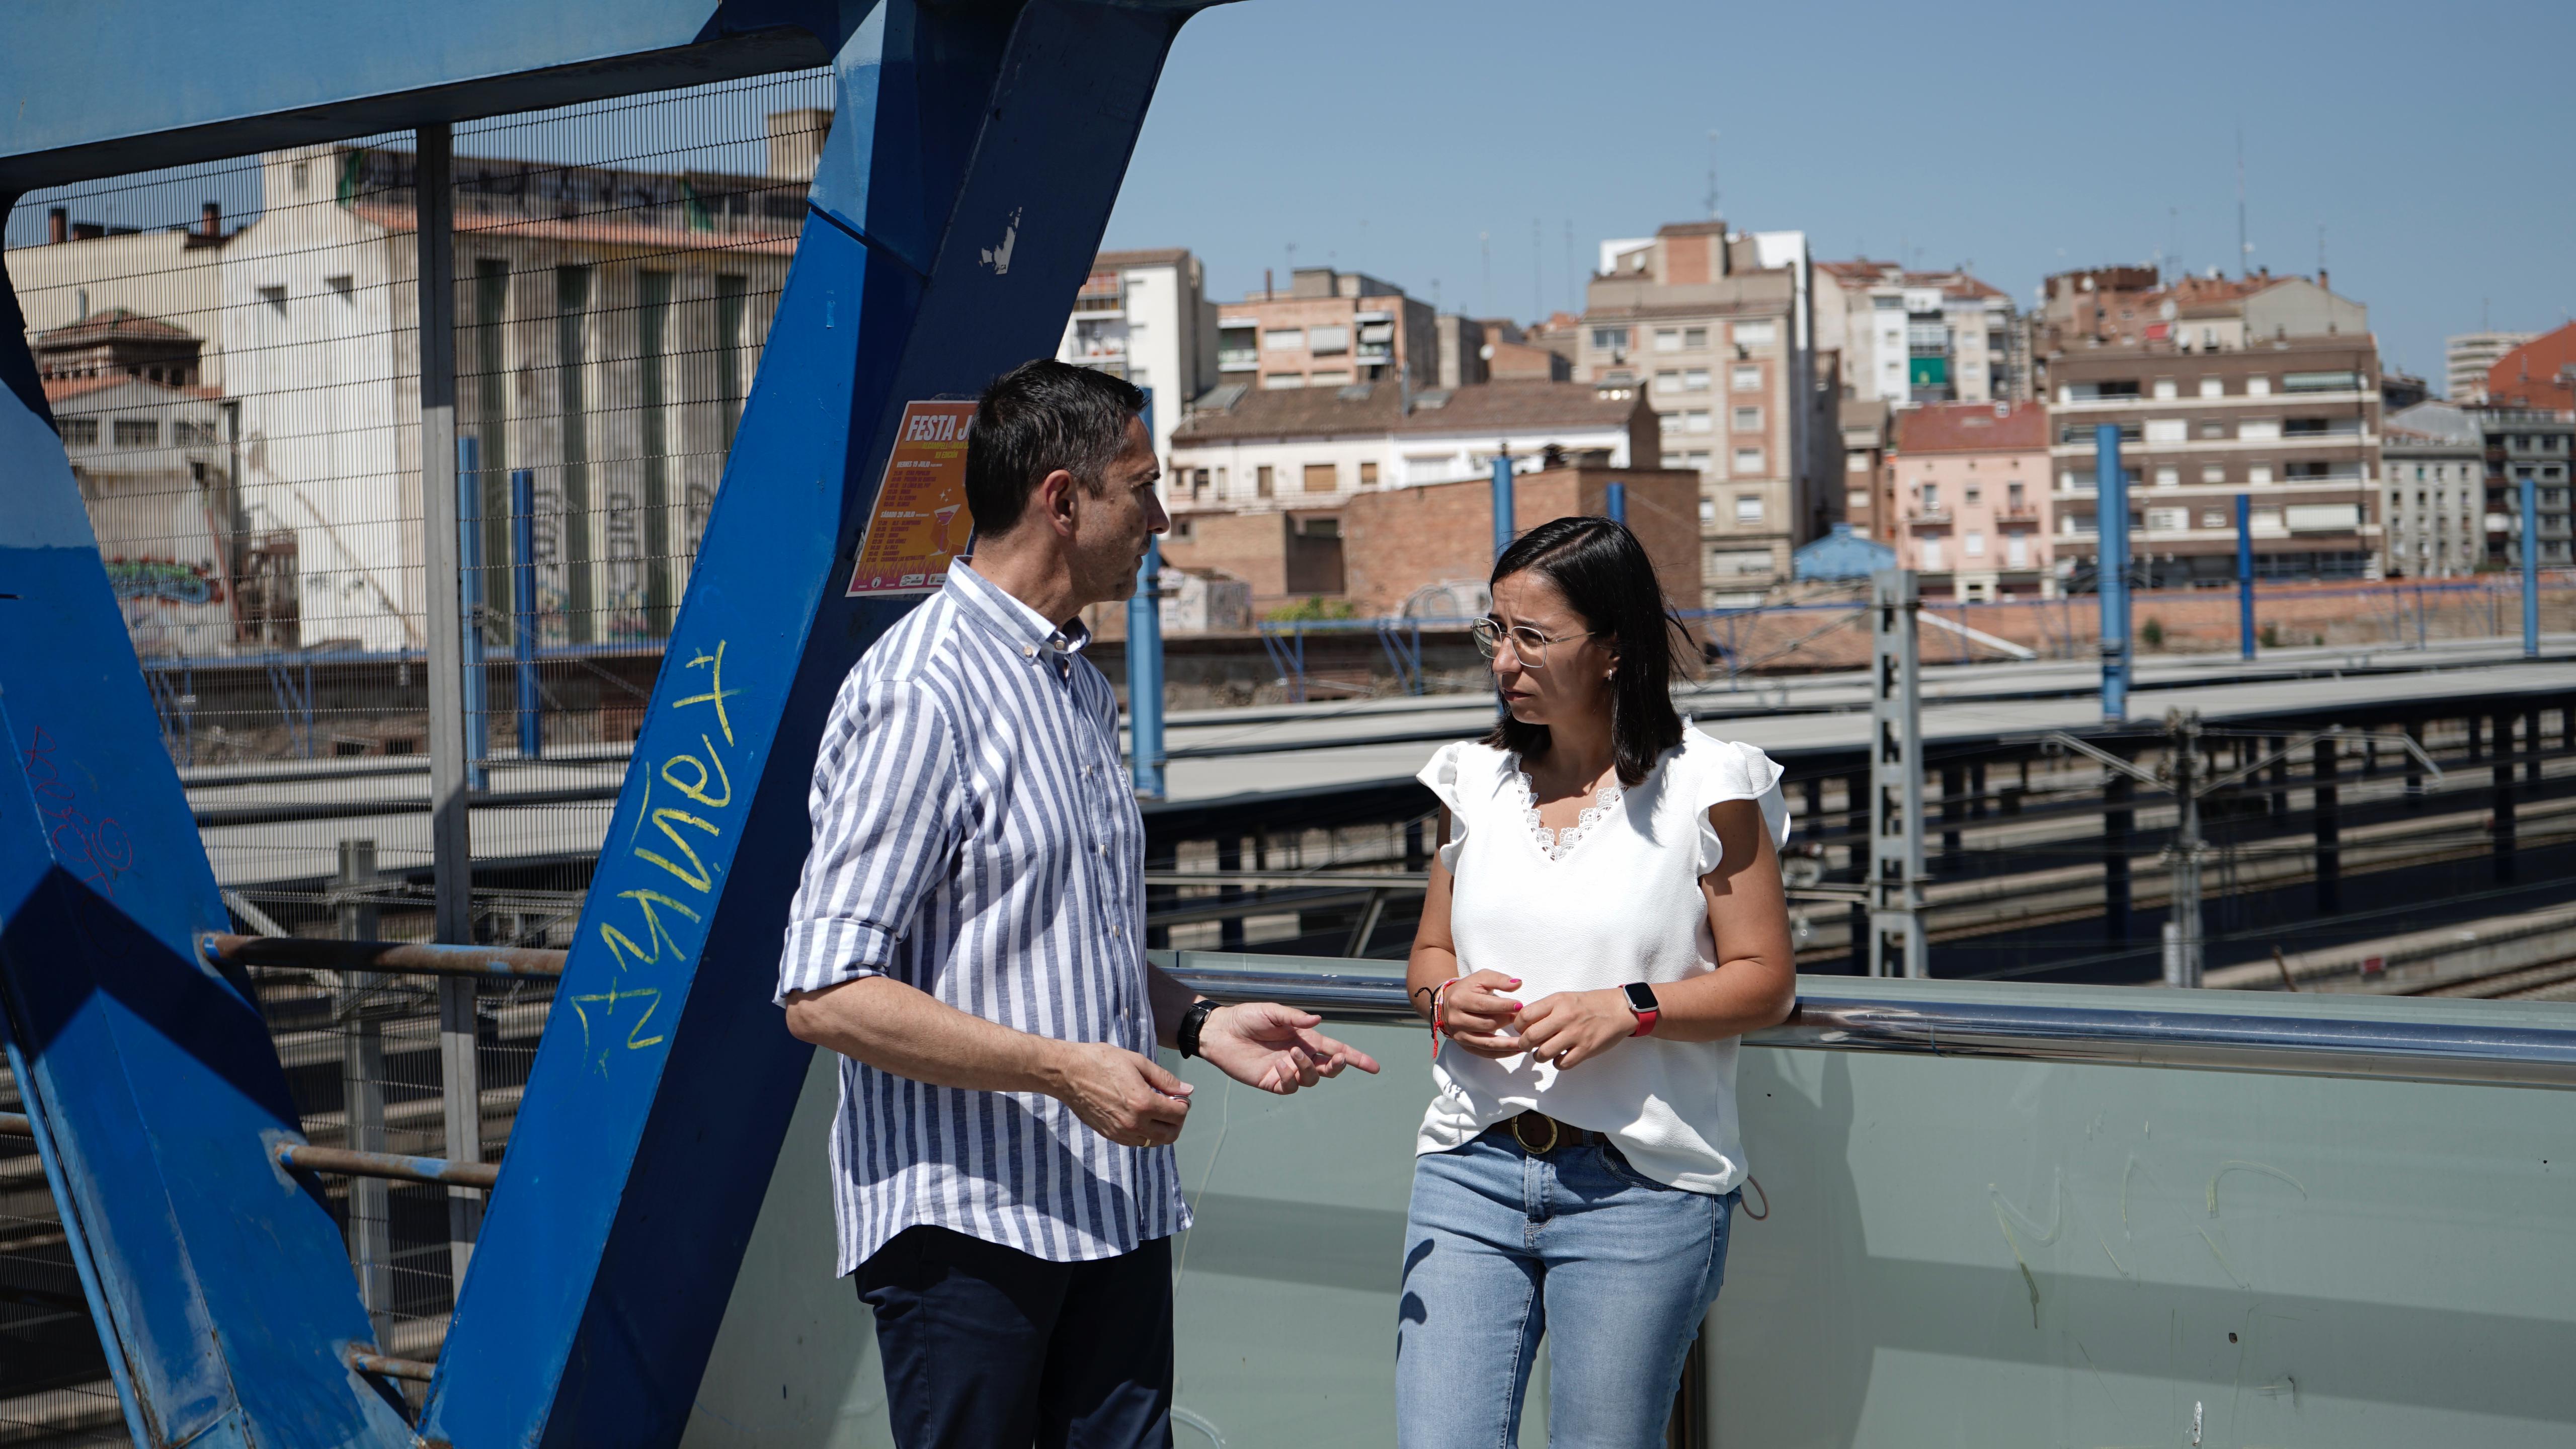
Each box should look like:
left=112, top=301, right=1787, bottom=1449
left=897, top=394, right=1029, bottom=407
left=1605, top=479, right=1627, bottom=526
left=455, top=437, right=488, bottom=791
left=2523, top=473, right=2540, bottom=659
left=1491, top=446, right=1516, bottom=559
left=2235, top=492, right=2255, bottom=660
left=510, top=468, right=542, bottom=760
left=2095, top=424, right=2130, bottom=720
left=1126, top=534, right=1165, bottom=797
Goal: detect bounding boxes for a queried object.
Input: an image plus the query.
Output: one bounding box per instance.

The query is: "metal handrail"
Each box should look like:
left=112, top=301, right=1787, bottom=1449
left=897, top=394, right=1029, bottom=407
left=1163, top=959, right=2576, bottom=1091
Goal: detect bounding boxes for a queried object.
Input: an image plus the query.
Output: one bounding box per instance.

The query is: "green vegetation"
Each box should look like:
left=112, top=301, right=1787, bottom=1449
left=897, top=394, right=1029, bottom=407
left=2140, top=617, right=2165, bottom=649
left=1263, top=596, right=1360, bottom=622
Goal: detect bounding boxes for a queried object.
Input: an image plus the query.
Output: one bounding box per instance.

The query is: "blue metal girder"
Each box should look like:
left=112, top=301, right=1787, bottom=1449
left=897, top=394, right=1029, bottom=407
left=420, top=3, right=1203, bottom=1444
left=0, top=262, right=409, bottom=1446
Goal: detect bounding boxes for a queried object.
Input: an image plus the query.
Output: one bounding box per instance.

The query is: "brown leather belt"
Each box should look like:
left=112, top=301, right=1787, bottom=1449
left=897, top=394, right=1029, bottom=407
left=1485, top=1110, right=1602, bottom=1155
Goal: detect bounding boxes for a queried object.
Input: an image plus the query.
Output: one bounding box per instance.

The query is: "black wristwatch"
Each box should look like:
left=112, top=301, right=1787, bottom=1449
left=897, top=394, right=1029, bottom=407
left=1176, top=999, right=1223, bottom=1059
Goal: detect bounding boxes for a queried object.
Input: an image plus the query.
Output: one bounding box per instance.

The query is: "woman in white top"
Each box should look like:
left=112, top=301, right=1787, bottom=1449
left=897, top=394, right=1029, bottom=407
left=1396, top=516, right=1796, bottom=1448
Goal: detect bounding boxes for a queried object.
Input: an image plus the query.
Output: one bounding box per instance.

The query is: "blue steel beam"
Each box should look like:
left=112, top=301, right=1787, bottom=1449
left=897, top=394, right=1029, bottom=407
left=419, top=3, right=1207, bottom=1444
left=0, top=237, right=410, bottom=1446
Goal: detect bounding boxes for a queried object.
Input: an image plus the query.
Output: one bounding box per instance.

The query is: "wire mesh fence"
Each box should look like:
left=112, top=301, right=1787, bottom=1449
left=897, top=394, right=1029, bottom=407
left=3, top=65, right=829, bottom=1427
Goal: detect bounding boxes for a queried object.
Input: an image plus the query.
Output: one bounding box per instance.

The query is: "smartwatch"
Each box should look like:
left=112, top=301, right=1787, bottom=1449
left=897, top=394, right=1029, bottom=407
left=1176, top=999, right=1222, bottom=1059
left=1621, top=982, right=1661, bottom=1037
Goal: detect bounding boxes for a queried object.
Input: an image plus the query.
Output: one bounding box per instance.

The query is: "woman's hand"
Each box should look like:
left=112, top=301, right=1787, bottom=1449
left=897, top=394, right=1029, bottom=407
left=1515, top=988, right=1640, bottom=1072
left=1434, top=969, right=1525, bottom=1059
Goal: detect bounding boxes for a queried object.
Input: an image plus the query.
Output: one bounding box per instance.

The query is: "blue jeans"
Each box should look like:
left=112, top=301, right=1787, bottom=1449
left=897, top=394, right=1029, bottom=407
left=1396, top=1133, right=1735, bottom=1449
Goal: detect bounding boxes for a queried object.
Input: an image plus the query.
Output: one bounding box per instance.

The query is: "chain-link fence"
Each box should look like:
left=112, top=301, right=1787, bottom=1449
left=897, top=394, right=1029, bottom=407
left=2, top=66, right=827, bottom=1429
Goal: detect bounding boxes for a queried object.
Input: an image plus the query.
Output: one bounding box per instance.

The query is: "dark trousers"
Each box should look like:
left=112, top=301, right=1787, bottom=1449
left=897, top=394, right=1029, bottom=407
left=857, top=1226, right=1174, bottom=1449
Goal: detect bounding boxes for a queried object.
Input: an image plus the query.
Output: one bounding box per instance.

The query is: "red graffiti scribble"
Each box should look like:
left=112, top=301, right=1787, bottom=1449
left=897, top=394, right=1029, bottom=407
left=20, top=727, right=132, bottom=899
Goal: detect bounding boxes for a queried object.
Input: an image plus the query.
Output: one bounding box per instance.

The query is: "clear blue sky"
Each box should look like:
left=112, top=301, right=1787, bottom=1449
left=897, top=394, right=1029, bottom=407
left=1102, top=0, right=2576, bottom=392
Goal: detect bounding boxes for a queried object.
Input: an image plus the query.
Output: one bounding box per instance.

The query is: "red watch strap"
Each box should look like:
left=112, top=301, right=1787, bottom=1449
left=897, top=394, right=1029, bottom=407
left=1629, top=1007, right=1659, bottom=1037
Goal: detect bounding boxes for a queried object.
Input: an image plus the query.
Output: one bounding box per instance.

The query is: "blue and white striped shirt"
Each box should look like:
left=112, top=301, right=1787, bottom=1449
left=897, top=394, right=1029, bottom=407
left=777, top=560, right=1186, bottom=1272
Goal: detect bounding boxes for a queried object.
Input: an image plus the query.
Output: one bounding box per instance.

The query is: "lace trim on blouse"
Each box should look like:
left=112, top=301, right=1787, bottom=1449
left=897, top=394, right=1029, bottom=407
left=1510, top=761, right=1624, bottom=861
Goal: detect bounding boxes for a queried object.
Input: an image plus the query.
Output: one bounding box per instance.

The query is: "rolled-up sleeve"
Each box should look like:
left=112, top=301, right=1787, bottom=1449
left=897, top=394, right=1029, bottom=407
left=777, top=673, right=965, bottom=1004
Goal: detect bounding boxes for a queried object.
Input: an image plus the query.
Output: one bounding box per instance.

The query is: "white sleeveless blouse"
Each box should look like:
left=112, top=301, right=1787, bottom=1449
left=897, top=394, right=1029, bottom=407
left=1415, top=729, right=1791, bottom=1195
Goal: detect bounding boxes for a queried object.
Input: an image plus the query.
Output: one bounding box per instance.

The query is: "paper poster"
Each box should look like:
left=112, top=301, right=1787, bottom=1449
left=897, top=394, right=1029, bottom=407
left=845, top=400, right=977, bottom=597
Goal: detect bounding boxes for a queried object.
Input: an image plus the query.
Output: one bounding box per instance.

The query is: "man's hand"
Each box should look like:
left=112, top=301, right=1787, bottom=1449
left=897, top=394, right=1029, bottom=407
left=1515, top=988, right=1639, bottom=1072
left=1042, top=1041, right=1194, bottom=1148
left=1195, top=1002, right=1383, bottom=1095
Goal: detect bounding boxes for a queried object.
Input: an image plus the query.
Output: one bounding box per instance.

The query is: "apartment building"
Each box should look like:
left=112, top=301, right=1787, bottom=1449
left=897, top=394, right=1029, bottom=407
left=1164, top=377, right=1653, bottom=516
left=2381, top=403, right=2486, bottom=578
left=1838, top=397, right=1893, bottom=541
left=1885, top=401, right=2053, bottom=599
left=1216, top=267, right=1437, bottom=394
left=2470, top=406, right=2574, bottom=568
left=2044, top=274, right=2381, bottom=584
left=1814, top=260, right=2022, bottom=405
left=2448, top=330, right=2536, bottom=404
left=1575, top=220, right=1831, bottom=601
left=1055, top=247, right=1219, bottom=467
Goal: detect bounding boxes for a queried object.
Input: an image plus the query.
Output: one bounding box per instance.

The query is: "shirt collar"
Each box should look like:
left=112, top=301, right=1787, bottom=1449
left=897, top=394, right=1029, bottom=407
left=945, top=558, right=1093, bottom=666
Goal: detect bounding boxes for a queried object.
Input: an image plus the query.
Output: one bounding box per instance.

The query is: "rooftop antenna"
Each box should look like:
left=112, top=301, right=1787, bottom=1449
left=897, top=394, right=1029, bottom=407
left=1532, top=217, right=1544, bottom=322
left=2235, top=127, right=2249, bottom=278
left=1704, top=129, right=1721, bottom=220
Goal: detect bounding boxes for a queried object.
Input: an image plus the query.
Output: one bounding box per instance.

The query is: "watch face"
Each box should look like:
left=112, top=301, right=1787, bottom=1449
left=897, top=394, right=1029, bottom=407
left=1623, top=982, right=1660, bottom=1014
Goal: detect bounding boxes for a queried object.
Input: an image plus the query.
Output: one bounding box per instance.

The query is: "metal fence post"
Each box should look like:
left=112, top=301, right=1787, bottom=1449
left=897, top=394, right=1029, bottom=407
left=2235, top=492, right=2255, bottom=659
left=1128, top=535, right=1165, bottom=798
left=334, top=839, right=392, bottom=1344
left=413, top=122, right=484, bottom=1282
left=2523, top=473, right=2540, bottom=659
left=511, top=468, right=542, bottom=760
left=1605, top=479, right=1626, bottom=526
left=1491, top=446, right=1516, bottom=559
left=1868, top=568, right=1926, bottom=977
left=2095, top=424, right=2130, bottom=719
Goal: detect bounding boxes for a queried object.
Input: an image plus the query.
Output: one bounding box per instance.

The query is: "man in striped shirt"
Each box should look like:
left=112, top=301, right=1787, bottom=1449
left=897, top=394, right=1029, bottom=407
left=779, top=359, right=1379, bottom=1448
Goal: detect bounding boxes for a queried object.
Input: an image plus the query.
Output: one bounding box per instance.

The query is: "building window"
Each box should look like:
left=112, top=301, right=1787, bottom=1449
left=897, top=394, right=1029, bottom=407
left=2201, top=509, right=2228, bottom=528
left=1358, top=461, right=1379, bottom=487
left=2146, top=507, right=2188, bottom=531
left=1734, top=495, right=1764, bottom=523
left=1663, top=451, right=1687, bottom=468
left=1309, top=370, right=1351, bottom=386
left=2007, top=481, right=2026, bottom=508
left=1964, top=531, right=1986, bottom=557
left=1592, top=326, right=1630, bottom=352
left=2284, top=370, right=2361, bottom=393
left=113, top=419, right=158, bottom=447
left=2202, top=466, right=2226, bottom=484
left=2245, top=376, right=2272, bottom=396
left=1256, top=464, right=1274, bottom=498
left=1261, top=374, right=1304, bottom=390
left=1964, top=484, right=1982, bottom=504
left=174, top=420, right=219, bottom=446
left=1308, top=325, right=1350, bottom=356
left=1683, top=368, right=1710, bottom=391
left=56, top=417, right=99, bottom=446
left=2144, top=419, right=2187, bottom=443
left=1685, top=450, right=1710, bottom=469
left=1921, top=537, right=1945, bottom=570
left=1922, top=484, right=1941, bottom=509
left=2154, top=467, right=2180, bottom=487
left=2248, top=465, right=2273, bottom=485
left=1699, top=498, right=1716, bottom=522
left=1218, top=324, right=1258, bottom=371
left=1731, top=406, right=1762, bottom=432
left=1734, top=320, right=1778, bottom=346
left=1654, top=370, right=1682, bottom=394
left=1682, top=410, right=1712, bottom=434
left=1683, top=326, right=1708, bottom=348
left=1654, top=328, right=1684, bottom=353
left=1303, top=462, right=1337, bottom=493
left=1847, top=452, right=1871, bottom=472
left=2153, top=378, right=2178, bottom=399
left=2005, top=534, right=2030, bottom=568
left=1731, top=364, right=1762, bottom=392
left=2200, top=376, right=2224, bottom=398
left=1264, top=328, right=1305, bottom=351
left=1734, top=447, right=1765, bottom=474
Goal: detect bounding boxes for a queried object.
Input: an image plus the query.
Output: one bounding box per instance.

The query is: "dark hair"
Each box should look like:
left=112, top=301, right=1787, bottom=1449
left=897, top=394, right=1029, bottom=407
left=1482, top=516, right=1685, bottom=786
left=965, top=358, right=1147, bottom=536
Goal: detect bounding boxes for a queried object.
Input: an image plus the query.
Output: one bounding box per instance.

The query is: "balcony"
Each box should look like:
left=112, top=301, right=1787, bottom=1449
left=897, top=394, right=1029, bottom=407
left=1218, top=348, right=1260, bottom=372
left=1909, top=507, right=1952, bottom=526
left=700, top=958, right=2576, bottom=1447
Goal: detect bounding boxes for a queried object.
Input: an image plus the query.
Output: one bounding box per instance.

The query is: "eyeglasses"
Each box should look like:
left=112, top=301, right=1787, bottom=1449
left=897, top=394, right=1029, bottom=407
left=1472, top=618, right=1599, bottom=670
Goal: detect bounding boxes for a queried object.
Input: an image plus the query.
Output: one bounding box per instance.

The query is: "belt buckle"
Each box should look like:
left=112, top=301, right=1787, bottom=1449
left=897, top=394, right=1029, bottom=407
left=1510, top=1112, right=1560, bottom=1155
